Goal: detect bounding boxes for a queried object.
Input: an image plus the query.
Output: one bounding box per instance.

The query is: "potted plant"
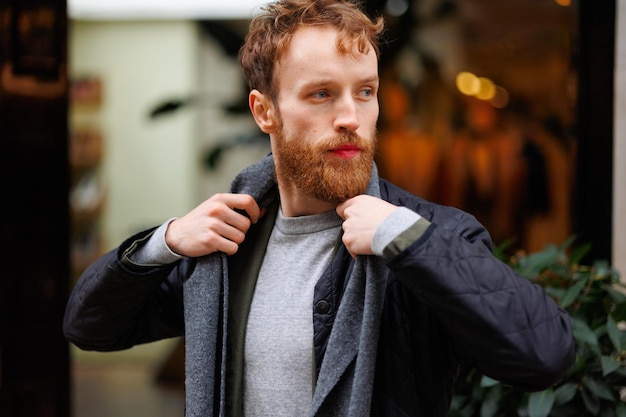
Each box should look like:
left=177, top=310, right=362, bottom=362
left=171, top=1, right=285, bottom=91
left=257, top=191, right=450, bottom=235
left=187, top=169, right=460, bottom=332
left=450, top=238, right=626, bottom=417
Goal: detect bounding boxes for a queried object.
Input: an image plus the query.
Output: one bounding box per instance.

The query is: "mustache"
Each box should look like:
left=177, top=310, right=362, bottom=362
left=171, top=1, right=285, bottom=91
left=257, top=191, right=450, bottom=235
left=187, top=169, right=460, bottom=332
left=320, top=131, right=375, bottom=150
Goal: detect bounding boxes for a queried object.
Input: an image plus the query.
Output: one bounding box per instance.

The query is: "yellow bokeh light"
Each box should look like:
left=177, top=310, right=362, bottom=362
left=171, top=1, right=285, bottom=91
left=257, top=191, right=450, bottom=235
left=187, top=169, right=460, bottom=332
left=456, top=72, right=506, bottom=104
left=475, top=77, right=496, bottom=100
left=456, top=72, right=480, bottom=96
left=554, top=0, right=571, bottom=6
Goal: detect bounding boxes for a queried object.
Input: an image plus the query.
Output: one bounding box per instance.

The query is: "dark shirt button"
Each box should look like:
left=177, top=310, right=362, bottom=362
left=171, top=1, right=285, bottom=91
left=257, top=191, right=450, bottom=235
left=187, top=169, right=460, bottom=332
left=315, top=300, right=331, bottom=314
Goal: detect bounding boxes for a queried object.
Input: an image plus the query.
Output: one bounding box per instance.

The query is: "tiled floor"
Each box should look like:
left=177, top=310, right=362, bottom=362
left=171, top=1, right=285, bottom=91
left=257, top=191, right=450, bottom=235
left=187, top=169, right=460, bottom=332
left=71, top=340, right=185, bottom=417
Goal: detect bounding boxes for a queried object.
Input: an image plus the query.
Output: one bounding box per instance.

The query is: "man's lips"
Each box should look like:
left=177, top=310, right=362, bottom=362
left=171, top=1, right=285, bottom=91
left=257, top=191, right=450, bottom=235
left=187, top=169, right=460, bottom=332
left=329, top=145, right=360, bottom=159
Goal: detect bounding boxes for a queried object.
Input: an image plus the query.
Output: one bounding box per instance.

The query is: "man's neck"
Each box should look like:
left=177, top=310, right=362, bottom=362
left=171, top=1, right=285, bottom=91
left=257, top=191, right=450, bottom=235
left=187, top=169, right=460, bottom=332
left=277, top=181, right=337, bottom=217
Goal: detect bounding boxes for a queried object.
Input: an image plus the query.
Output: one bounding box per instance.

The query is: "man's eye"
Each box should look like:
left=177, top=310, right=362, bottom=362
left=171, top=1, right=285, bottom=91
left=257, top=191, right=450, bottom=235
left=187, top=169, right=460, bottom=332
left=312, top=91, right=328, bottom=99
left=360, top=89, right=374, bottom=98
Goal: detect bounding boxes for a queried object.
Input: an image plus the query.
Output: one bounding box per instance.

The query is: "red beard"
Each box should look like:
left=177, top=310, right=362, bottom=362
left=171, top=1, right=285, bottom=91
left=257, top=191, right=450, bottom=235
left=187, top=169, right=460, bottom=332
left=274, top=126, right=377, bottom=203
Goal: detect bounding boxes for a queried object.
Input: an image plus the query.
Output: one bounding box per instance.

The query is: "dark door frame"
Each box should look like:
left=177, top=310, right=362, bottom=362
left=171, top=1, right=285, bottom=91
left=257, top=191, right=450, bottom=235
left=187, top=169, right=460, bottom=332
left=573, top=0, right=616, bottom=263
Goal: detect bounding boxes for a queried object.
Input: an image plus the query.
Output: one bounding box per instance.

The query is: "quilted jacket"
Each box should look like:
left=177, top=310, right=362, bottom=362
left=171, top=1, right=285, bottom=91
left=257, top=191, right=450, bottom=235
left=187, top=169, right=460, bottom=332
left=64, top=177, right=575, bottom=416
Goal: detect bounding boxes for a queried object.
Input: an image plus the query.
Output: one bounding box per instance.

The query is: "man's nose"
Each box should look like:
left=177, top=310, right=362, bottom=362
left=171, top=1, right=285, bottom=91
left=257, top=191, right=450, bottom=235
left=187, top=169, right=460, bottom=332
left=333, top=96, right=360, bottom=132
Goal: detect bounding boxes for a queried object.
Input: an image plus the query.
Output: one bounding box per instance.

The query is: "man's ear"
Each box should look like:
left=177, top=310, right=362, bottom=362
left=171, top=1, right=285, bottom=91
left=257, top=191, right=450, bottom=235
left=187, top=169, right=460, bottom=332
left=249, top=90, right=278, bottom=134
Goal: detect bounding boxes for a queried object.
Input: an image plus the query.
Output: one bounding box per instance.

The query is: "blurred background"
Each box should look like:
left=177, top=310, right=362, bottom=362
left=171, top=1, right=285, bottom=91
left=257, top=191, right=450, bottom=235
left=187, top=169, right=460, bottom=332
left=0, top=0, right=624, bottom=415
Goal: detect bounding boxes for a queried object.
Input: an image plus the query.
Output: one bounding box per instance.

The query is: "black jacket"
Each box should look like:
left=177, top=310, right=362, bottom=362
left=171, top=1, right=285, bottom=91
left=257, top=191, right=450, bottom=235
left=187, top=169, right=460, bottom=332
left=64, top=178, right=575, bottom=416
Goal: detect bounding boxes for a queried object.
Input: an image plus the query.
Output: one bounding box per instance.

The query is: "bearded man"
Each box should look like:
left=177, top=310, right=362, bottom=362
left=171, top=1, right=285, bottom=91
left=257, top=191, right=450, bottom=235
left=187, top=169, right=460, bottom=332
left=64, top=1, right=575, bottom=416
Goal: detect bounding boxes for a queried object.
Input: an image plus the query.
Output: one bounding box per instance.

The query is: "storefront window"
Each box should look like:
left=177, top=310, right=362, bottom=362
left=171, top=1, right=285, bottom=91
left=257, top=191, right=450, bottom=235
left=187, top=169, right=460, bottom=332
left=375, top=0, right=577, bottom=252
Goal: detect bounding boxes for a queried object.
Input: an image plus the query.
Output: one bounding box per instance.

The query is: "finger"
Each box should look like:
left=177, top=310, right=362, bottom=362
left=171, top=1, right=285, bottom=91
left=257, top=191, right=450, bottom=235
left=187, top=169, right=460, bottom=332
left=336, top=198, right=352, bottom=219
left=200, top=221, right=245, bottom=255
left=220, top=207, right=253, bottom=233
left=217, top=239, right=240, bottom=256
left=227, top=194, right=262, bottom=224
left=213, top=221, right=247, bottom=245
left=342, top=236, right=357, bottom=259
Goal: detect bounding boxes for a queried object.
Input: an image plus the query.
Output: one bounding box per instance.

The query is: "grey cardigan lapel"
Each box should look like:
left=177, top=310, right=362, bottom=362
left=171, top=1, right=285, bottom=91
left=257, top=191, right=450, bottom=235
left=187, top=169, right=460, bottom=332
left=310, top=256, right=389, bottom=416
left=310, top=167, right=389, bottom=416
left=183, top=155, right=278, bottom=417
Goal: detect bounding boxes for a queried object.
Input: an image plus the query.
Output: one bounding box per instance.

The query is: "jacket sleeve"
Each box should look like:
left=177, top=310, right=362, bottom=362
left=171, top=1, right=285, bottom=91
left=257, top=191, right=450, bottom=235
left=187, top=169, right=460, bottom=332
left=63, top=230, right=189, bottom=351
left=387, top=208, right=575, bottom=391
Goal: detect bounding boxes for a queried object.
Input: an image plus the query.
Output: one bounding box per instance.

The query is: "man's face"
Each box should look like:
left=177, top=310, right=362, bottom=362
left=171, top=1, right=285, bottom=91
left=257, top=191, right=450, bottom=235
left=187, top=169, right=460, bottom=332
left=270, top=25, right=380, bottom=203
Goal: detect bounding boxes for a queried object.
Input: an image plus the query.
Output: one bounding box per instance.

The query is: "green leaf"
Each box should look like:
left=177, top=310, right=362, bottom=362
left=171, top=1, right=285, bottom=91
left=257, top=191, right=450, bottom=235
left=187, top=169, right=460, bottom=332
left=611, top=366, right=626, bottom=378
left=571, top=318, right=599, bottom=348
left=617, top=402, right=626, bottom=417
left=518, top=245, right=560, bottom=278
left=612, top=302, right=626, bottom=322
left=493, top=238, right=516, bottom=261
left=480, top=384, right=502, bottom=417
left=545, top=287, right=566, bottom=302
left=480, top=375, right=500, bottom=388
left=563, top=353, right=587, bottom=378
left=449, top=395, right=469, bottom=417
left=568, top=240, right=591, bottom=265
left=554, top=383, right=578, bottom=405
left=605, top=286, right=626, bottom=298
left=583, top=377, right=614, bottom=401
left=607, top=315, right=624, bottom=351
left=581, top=388, right=600, bottom=415
left=527, top=389, right=555, bottom=417
left=559, top=278, right=587, bottom=309
left=600, top=355, right=622, bottom=376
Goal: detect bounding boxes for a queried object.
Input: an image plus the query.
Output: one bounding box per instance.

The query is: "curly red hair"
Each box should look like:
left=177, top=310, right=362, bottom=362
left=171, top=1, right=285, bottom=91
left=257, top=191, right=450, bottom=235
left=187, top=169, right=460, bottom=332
left=239, top=0, right=384, bottom=99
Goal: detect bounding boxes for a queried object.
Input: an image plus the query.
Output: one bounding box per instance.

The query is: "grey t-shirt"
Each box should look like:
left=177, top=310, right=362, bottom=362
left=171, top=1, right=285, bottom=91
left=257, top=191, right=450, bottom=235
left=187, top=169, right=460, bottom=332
left=243, top=208, right=343, bottom=417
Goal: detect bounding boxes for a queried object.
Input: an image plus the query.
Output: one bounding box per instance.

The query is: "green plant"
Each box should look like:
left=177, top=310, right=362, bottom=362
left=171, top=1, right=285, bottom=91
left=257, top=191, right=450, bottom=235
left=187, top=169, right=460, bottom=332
left=450, top=238, right=626, bottom=417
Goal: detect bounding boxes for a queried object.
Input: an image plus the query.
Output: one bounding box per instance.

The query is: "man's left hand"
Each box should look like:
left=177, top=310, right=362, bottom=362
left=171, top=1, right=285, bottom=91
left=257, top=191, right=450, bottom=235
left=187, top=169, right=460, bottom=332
left=336, top=195, right=398, bottom=258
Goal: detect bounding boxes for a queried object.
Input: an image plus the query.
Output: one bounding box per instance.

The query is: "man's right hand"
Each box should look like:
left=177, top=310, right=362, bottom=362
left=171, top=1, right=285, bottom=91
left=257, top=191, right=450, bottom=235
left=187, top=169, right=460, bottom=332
left=165, top=193, right=262, bottom=257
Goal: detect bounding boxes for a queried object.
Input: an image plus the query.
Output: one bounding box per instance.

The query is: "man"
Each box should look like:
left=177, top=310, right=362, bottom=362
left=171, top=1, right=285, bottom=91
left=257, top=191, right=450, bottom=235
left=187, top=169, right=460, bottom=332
left=63, top=0, right=575, bottom=416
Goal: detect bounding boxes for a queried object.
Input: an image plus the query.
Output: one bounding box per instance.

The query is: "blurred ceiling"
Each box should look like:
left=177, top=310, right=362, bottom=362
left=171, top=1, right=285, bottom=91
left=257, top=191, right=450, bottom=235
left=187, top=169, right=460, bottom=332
left=68, top=0, right=268, bottom=20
